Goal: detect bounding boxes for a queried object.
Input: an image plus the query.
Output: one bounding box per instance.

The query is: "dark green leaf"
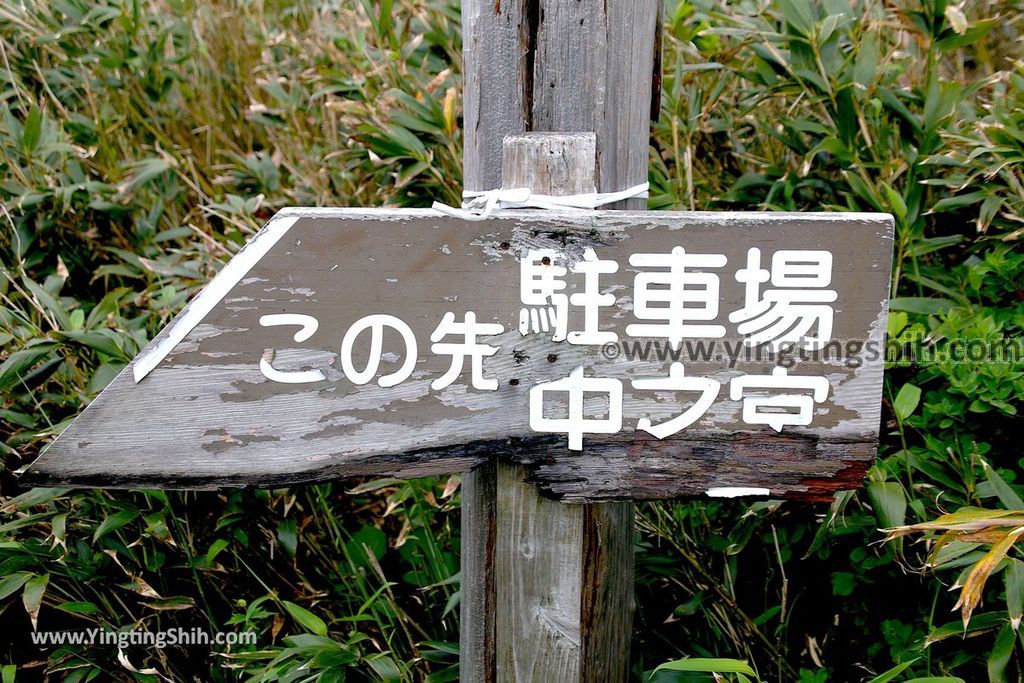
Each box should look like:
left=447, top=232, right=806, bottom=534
left=92, top=509, right=139, bottom=542
left=894, top=383, right=922, bottom=421
left=284, top=601, right=328, bottom=637
left=868, top=481, right=907, bottom=529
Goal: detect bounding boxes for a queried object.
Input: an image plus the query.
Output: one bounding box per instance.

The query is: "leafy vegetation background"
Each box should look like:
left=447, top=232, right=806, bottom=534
left=0, top=0, right=1022, bottom=680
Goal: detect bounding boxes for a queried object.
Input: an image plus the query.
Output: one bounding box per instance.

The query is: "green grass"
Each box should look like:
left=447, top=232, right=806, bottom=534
left=1, top=0, right=1023, bottom=680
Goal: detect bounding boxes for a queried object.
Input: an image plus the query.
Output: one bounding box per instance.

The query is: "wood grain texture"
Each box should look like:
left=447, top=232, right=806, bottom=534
left=493, top=482, right=634, bottom=683
left=531, top=0, right=658, bottom=208
left=496, top=463, right=584, bottom=682
left=502, top=132, right=597, bottom=195
left=502, top=2, right=658, bottom=673
left=462, top=0, right=529, bottom=192
left=495, top=132, right=634, bottom=683
left=461, top=0, right=530, bottom=674
left=25, top=208, right=894, bottom=501
left=460, top=458, right=497, bottom=683
left=461, top=0, right=657, bottom=674
left=581, top=502, right=634, bottom=683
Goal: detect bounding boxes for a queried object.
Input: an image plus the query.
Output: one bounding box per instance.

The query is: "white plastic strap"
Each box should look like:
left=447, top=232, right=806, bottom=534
left=430, top=182, right=650, bottom=221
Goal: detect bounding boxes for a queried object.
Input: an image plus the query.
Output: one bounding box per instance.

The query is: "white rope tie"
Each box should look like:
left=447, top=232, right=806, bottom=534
left=430, top=182, right=649, bottom=221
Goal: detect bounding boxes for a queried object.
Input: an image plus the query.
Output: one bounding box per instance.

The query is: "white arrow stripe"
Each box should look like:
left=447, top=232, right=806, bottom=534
left=132, top=213, right=301, bottom=383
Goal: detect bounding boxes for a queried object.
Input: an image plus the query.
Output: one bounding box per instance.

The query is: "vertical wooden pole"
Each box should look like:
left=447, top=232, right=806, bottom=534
left=461, top=2, right=659, bottom=682
left=460, top=2, right=528, bottom=681
left=497, top=133, right=635, bottom=683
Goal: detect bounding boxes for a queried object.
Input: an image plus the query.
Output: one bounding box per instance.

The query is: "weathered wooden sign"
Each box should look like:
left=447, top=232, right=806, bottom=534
left=26, top=208, right=893, bottom=501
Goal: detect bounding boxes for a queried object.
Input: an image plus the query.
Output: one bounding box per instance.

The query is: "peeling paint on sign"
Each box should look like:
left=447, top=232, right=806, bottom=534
left=26, top=208, right=893, bottom=502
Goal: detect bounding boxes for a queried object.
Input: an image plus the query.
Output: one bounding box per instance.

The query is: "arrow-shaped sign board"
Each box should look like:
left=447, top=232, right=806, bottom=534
left=26, top=208, right=893, bottom=502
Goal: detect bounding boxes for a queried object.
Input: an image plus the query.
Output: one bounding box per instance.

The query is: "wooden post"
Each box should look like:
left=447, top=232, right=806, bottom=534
left=495, top=132, right=634, bottom=683
left=461, top=1, right=659, bottom=680
left=460, top=1, right=527, bottom=675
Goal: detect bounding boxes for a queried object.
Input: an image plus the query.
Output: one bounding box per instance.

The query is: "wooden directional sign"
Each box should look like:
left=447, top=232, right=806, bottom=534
left=26, top=208, right=893, bottom=502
